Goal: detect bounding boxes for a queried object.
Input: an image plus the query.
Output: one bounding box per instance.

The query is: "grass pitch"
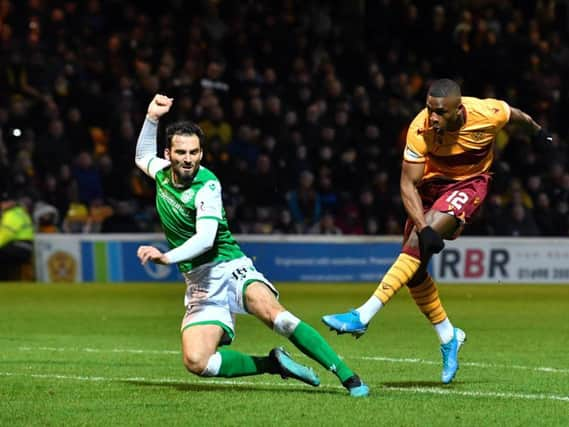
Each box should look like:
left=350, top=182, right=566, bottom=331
left=1, top=282, right=568, bottom=426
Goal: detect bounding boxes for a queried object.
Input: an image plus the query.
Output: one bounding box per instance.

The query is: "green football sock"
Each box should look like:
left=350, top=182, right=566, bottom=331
left=289, top=321, right=354, bottom=382
left=217, top=349, right=271, bottom=377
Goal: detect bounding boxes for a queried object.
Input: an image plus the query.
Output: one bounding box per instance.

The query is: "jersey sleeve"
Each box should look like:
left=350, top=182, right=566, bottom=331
left=404, top=112, right=428, bottom=163
left=483, top=98, right=511, bottom=131
left=194, top=180, right=223, bottom=221
left=135, top=117, right=171, bottom=179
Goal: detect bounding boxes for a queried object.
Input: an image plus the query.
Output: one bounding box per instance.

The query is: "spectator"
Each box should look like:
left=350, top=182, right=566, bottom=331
left=101, top=200, right=142, bottom=233
left=309, top=212, right=342, bottom=235
left=72, top=152, right=103, bottom=205
left=32, top=202, right=60, bottom=233
left=286, top=170, right=321, bottom=233
left=0, top=189, right=34, bottom=280
left=500, top=203, right=540, bottom=236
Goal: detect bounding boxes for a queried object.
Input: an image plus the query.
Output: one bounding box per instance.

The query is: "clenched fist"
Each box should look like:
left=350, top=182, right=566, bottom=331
left=147, top=94, right=173, bottom=122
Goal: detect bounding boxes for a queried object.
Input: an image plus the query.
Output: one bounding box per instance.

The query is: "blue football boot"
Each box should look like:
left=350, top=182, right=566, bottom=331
left=342, top=375, right=370, bottom=397
left=270, top=347, right=320, bottom=387
left=321, top=310, right=368, bottom=338
left=440, top=327, right=467, bottom=384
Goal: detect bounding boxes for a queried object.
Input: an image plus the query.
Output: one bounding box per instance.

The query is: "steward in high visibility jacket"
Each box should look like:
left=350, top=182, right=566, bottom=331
left=0, top=191, right=34, bottom=280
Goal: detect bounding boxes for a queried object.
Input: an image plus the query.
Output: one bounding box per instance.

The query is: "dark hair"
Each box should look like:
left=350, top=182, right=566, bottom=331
left=428, top=79, right=461, bottom=98
left=165, top=121, right=205, bottom=149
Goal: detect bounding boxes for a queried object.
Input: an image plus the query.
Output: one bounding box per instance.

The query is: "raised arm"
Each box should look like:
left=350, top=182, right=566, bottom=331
left=134, top=94, right=174, bottom=179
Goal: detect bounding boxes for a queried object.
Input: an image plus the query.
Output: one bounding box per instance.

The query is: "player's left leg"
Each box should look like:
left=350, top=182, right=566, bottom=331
left=406, top=269, right=466, bottom=384
left=245, top=282, right=369, bottom=397
left=409, top=175, right=491, bottom=383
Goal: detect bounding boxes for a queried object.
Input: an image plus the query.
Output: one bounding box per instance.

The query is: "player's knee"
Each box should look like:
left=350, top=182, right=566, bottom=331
left=182, top=351, right=210, bottom=375
left=273, top=310, right=301, bottom=337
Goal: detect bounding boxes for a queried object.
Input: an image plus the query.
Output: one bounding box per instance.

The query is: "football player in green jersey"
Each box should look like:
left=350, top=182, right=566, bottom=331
left=134, top=94, right=369, bottom=397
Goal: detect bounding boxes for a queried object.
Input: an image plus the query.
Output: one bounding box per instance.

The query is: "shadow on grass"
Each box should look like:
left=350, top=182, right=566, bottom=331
left=125, top=379, right=342, bottom=396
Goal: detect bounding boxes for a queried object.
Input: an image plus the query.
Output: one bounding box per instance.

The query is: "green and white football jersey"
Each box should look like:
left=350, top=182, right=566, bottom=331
left=155, top=165, right=244, bottom=272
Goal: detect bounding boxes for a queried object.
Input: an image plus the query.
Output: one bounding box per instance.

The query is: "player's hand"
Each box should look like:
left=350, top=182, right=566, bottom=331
left=137, top=245, right=168, bottom=265
left=147, top=94, right=173, bottom=122
left=417, top=226, right=445, bottom=263
left=534, top=128, right=553, bottom=144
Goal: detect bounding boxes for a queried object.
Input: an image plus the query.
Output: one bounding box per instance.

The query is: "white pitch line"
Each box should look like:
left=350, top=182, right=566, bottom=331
left=358, top=356, right=569, bottom=374
left=0, top=371, right=568, bottom=403
left=18, top=346, right=179, bottom=355
left=17, top=346, right=569, bottom=375
left=384, top=386, right=569, bottom=402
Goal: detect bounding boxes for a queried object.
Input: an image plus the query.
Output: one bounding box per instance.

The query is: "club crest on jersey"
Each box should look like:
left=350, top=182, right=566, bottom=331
left=473, top=131, right=484, bottom=141
left=181, top=188, right=195, bottom=203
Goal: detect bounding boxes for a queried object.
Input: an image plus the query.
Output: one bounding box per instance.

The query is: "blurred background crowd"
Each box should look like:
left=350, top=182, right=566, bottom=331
left=0, top=0, right=568, bottom=237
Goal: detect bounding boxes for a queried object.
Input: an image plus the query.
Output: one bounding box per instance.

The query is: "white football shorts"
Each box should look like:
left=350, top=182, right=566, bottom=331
left=180, top=256, right=277, bottom=344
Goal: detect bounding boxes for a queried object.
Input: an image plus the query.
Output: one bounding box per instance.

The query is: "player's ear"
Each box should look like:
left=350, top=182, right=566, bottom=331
left=164, top=148, right=171, bottom=160
left=456, top=103, right=464, bottom=117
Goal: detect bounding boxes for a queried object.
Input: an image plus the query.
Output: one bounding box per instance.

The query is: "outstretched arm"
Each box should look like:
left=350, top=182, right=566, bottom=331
left=137, top=219, right=218, bottom=265
left=134, top=94, right=174, bottom=179
left=509, top=107, right=552, bottom=143
left=509, top=107, right=541, bottom=133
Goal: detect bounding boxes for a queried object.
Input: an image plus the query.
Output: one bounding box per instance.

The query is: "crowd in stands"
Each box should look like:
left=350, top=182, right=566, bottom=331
left=0, top=0, right=568, bottom=236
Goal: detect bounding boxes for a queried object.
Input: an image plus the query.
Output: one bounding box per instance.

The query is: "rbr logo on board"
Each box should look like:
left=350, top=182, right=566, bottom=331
left=437, top=248, right=510, bottom=279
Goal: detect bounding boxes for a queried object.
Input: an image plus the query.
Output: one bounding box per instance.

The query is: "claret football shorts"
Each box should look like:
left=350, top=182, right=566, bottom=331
left=404, top=173, right=491, bottom=241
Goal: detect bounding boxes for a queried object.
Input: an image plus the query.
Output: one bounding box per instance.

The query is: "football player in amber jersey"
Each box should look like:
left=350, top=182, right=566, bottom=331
left=323, top=79, right=552, bottom=384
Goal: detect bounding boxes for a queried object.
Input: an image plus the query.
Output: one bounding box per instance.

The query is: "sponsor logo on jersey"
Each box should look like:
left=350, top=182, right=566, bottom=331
left=404, top=146, right=422, bottom=161
left=158, top=187, right=187, bottom=214
left=181, top=188, right=194, bottom=203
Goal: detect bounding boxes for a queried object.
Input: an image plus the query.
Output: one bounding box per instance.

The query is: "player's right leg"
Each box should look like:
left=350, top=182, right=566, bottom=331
left=181, top=313, right=319, bottom=384
left=244, top=281, right=369, bottom=397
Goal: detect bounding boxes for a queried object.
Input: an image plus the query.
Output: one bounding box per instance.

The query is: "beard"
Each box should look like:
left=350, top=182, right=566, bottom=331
left=173, top=164, right=198, bottom=187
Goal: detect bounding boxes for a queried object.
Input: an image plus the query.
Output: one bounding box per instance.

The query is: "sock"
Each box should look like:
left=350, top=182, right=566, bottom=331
left=217, top=349, right=273, bottom=377
left=434, top=318, right=455, bottom=344
left=201, top=352, right=222, bottom=376
left=373, top=253, right=421, bottom=304
left=289, top=321, right=354, bottom=382
left=407, top=274, right=450, bottom=341
left=356, top=295, right=383, bottom=324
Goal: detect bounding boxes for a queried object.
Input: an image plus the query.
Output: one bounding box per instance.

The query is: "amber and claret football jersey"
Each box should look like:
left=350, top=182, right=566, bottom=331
left=404, top=96, right=511, bottom=181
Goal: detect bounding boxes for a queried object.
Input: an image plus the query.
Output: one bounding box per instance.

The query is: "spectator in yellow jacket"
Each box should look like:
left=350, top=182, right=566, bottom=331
left=0, top=190, right=34, bottom=280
